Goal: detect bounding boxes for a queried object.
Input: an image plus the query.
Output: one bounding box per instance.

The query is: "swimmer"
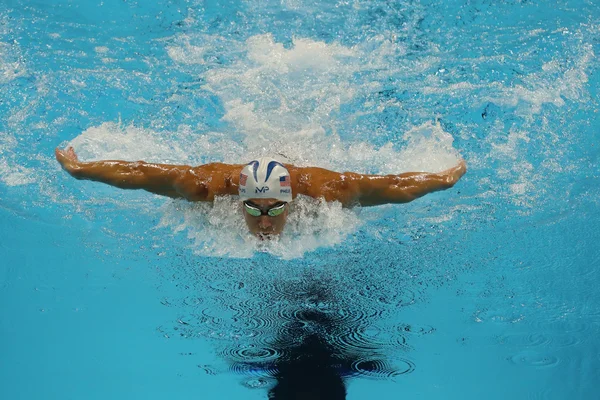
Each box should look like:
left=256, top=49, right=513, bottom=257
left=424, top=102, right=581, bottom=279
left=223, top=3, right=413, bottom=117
left=55, top=147, right=466, bottom=237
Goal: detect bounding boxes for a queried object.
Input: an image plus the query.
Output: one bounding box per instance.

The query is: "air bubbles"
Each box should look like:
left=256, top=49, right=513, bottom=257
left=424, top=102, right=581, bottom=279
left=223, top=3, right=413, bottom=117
left=472, top=307, right=525, bottom=324
left=396, top=323, right=436, bottom=336
left=242, top=377, right=272, bottom=389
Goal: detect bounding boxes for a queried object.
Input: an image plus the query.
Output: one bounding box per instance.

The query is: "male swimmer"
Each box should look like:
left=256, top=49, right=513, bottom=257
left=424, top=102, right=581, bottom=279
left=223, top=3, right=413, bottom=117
left=55, top=147, right=466, bottom=237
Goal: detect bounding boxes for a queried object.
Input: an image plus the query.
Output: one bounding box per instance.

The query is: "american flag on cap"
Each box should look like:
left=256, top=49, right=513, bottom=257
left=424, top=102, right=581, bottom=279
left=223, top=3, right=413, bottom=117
left=240, top=173, right=248, bottom=186
left=279, top=176, right=290, bottom=187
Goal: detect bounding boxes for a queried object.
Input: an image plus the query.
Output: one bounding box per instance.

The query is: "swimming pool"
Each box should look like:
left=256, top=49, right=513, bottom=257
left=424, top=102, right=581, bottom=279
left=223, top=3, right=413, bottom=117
left=1, top=0, right=599, bottom=398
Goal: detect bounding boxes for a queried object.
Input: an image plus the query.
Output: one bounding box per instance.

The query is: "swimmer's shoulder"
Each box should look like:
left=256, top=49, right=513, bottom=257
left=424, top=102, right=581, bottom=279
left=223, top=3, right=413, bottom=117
left=176, top=163, right=245, bottom=199
left=285, top=165, right=361, bottom=204
left=191, top=162, right=244, bottom=175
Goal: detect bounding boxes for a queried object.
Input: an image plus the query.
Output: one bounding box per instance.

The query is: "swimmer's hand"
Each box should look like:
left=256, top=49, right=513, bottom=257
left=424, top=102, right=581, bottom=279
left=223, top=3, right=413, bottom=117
left=55, top=146, right=82, bottom=177
left=440, top=159, right=467, bottom=187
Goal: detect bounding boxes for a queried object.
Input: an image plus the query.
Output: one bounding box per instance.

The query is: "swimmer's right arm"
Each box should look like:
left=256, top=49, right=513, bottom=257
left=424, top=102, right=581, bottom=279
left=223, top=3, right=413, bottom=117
left=353, top=160, right=467, bottom=206
left=55, top=147, right=240, bottom=200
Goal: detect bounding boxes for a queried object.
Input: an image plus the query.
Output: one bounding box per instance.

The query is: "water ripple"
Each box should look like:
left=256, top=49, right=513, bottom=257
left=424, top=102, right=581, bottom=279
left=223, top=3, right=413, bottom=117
left=349, top=357, right=415, bottom=379
left=331, top=325, right=409, bottom=352
left=229, top=361, right=278, bottom=378
left=507, top=352, right=560, bottom=368
left=396, top=323, right=436, bottom=336
left=221, top=344, right=280, bottom=363
left=497, top=333, right=550, bottom=347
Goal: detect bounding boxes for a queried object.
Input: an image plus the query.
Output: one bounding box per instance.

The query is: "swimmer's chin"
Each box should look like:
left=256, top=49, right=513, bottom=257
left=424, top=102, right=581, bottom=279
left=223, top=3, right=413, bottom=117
left=256, top=232, right=279, bottom=240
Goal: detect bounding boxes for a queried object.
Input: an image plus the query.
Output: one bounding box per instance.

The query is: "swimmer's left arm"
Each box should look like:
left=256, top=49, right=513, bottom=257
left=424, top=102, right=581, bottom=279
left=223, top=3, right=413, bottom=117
left=352, top=160, right=467, bottom=206
left=292, top=160, right=466, bottom=206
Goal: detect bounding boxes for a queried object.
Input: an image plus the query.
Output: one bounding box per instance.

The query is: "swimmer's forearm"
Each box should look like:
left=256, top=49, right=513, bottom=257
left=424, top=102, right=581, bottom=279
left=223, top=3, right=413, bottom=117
left=356, top=159, right=467, bottom=206
left=393, top=172, right=457, bottom=200
left=71, top=160, right=191, bottom=197
left=358, top=172, right=455, bottom=206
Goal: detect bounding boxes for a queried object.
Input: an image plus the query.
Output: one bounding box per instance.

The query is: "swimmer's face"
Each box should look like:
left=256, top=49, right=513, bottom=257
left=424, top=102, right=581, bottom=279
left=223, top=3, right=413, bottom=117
left=242, top=198, right=289, bottom=237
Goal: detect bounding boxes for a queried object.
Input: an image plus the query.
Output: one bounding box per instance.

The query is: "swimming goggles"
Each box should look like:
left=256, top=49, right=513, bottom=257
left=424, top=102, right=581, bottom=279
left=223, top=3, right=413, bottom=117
left=243, top=201, right=287, bottom=217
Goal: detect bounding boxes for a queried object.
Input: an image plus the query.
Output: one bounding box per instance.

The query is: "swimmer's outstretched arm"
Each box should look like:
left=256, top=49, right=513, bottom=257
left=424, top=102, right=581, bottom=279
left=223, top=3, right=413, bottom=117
left=293, top=160, right=466, bottom=207
left=353, top=160, right=467, bottom=206
left=55, top=147, right=241, bottom=201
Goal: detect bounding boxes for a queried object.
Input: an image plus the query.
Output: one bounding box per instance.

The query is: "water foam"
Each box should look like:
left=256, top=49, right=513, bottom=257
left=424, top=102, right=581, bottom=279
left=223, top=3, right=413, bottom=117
left=65, top=118, right=460, bottom=258
left=156, top=195, right=361, bottom=259
left=65, top=122, right=366, bottom=258
left=0, top=42, right=26, bottom=84
left=480, top=44, right=593, bottom=115
left=0, top=132, right=35, bottom=186
left=0, top=12, right=26, bottom=84
left=170, top=33, right=457, bottom=172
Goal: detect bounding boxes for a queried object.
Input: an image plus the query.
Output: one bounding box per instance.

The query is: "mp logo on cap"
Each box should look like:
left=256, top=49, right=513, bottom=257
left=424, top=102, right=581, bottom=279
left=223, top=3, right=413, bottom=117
left=255, top=186, right=270, bottom=193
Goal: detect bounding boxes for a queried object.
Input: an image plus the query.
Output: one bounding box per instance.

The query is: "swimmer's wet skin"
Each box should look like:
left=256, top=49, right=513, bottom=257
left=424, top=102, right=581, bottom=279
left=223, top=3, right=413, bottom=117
left=55, top=147, right=466, bottom=236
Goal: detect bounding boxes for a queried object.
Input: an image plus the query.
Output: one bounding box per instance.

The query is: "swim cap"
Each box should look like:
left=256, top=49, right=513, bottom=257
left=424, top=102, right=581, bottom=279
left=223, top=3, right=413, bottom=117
left=239, top=157, right=293, bottom=202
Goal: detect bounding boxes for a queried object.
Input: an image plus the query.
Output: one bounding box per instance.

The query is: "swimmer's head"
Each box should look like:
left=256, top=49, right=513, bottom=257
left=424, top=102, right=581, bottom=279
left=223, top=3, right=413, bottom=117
left=239, top=157, right=292, bottom=236
left=242, top=198, right=290, bottom=237
left=239, top=157, right=292, bottom=203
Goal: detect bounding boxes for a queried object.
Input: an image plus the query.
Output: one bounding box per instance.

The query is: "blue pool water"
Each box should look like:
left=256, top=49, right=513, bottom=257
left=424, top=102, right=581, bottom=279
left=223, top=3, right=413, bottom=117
left=1, top=0, right=599, bottom=399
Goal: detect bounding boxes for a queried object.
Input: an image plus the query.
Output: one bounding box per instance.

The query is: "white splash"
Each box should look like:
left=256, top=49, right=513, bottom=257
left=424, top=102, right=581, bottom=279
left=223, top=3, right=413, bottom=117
left=0, top=25, right=27, bottom=85
left=0, top=13, right=26, bottom=84
left=481, top=44, right=594, bottom=115
left=171, top=33, right=457, bottom=173
left=68, top=122, right=245, bottom=165
left=0, top=132, right=35, bottom=186
left=156, top=195, right=361, bottom=259
left=0, top=43, right=26, bottom=84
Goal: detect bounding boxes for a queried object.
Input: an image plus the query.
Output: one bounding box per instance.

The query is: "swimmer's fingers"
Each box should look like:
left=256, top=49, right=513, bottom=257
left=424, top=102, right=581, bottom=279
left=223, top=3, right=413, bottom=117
left=455, top=159, right=467, bottom=178
left=66, top=146, right=79, bottom=162
left=55, top=146, right=81, bottom=174
left=441, top=159, right=467, bottom=186
left=55, top=147, right=66, bottom=164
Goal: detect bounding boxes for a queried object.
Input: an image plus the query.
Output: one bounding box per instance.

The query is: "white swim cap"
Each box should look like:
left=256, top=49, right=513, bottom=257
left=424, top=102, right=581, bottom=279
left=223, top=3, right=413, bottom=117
left=239, top=157, right=293, bottom=202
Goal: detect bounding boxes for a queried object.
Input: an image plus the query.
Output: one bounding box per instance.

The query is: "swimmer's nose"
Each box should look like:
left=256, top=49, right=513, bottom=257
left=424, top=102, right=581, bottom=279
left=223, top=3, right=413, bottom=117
left=258, top=216, right=273, bottom=229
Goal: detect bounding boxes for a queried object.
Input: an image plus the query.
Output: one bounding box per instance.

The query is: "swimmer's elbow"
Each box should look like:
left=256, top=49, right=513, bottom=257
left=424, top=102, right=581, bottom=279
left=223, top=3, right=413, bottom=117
left=174, top=175, right=210, bottom=201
